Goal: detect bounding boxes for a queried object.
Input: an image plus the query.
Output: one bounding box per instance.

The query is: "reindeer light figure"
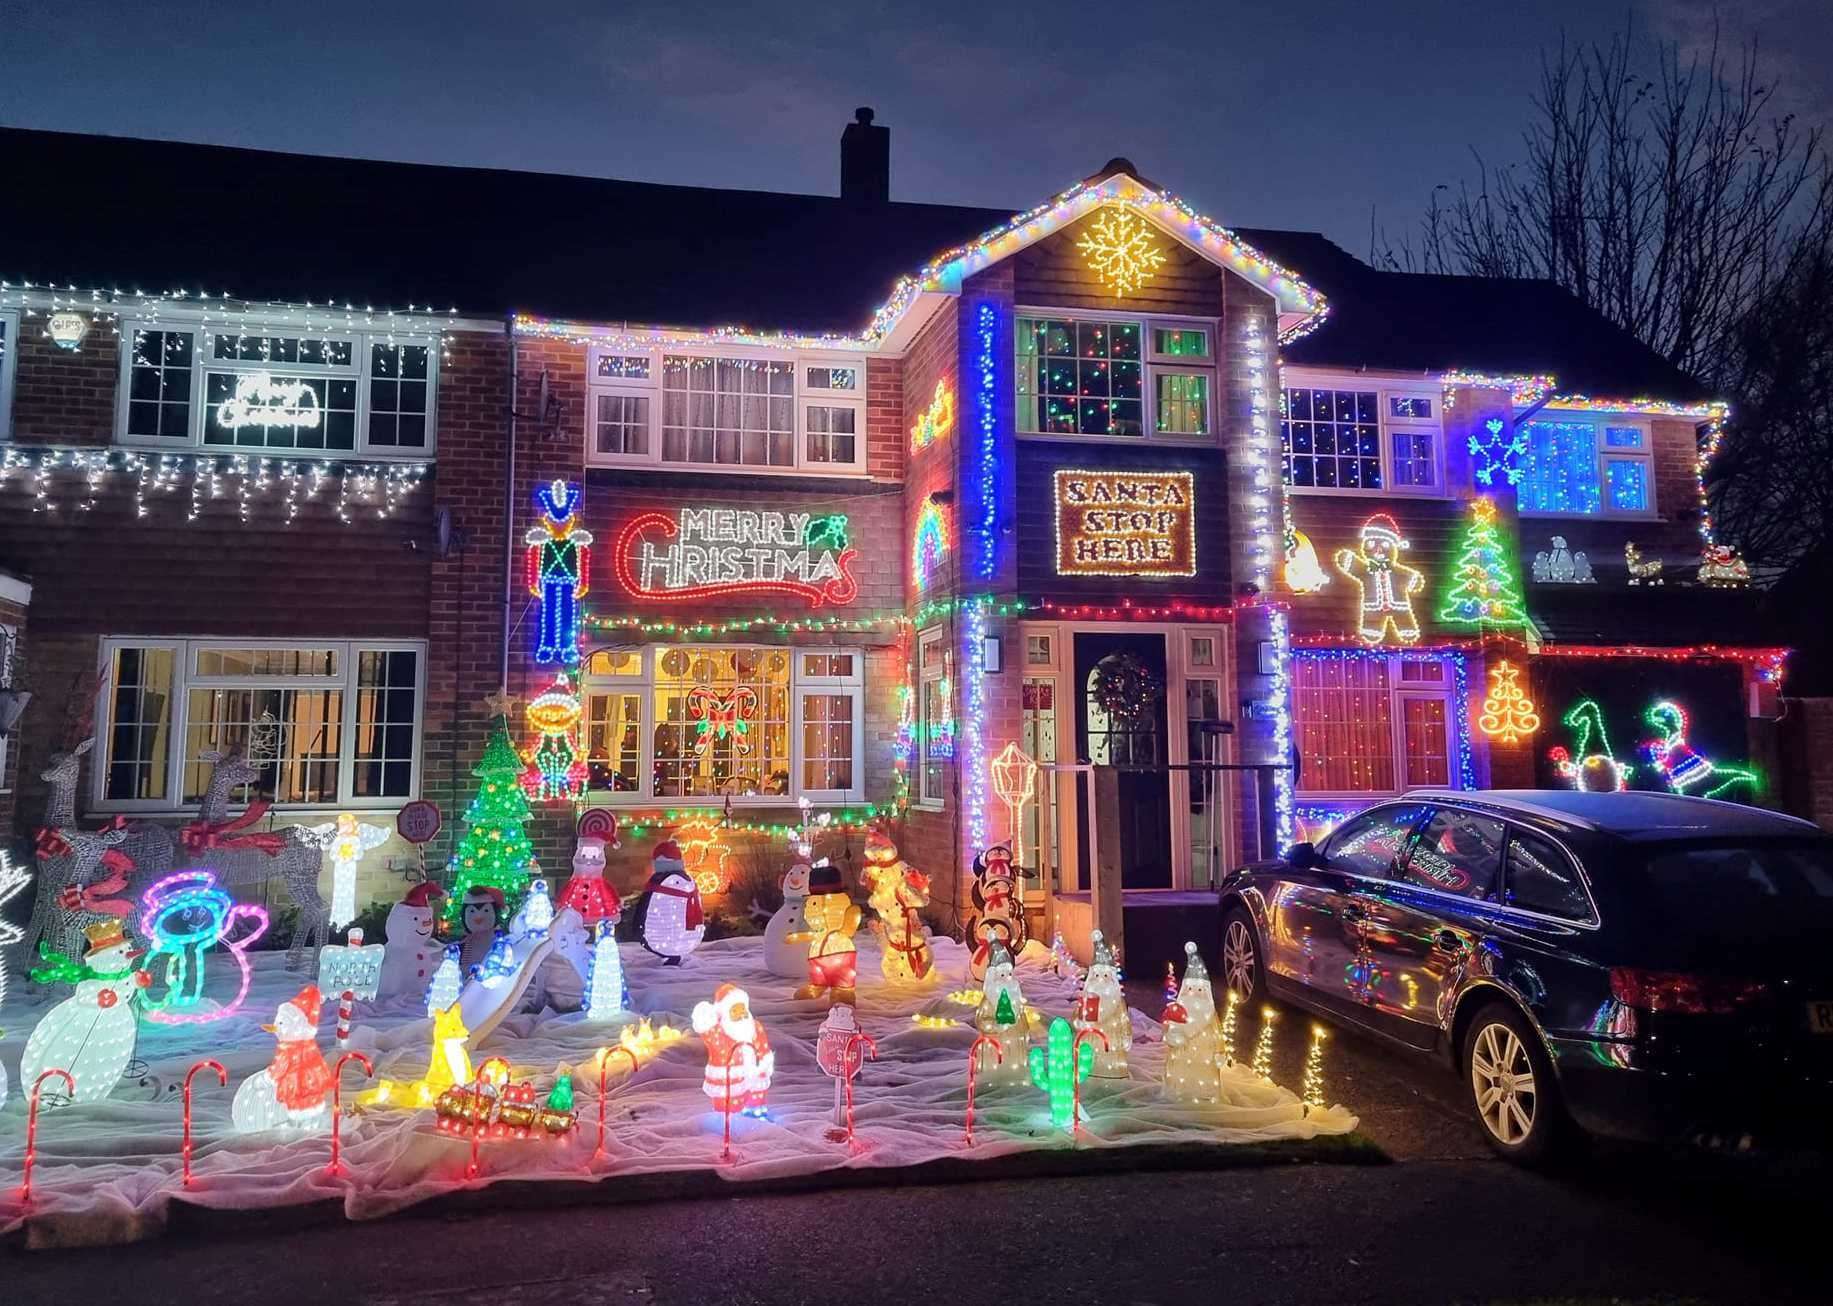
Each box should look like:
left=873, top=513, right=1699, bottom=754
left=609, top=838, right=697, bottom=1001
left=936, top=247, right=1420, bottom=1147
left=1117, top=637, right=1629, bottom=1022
left=25, top=740, right=137, bottom=974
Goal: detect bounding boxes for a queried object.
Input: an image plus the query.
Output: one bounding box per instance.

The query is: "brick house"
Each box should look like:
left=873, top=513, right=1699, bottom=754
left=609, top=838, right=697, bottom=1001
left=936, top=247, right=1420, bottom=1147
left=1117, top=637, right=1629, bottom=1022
left=0, top=117, right=1788, bottom=967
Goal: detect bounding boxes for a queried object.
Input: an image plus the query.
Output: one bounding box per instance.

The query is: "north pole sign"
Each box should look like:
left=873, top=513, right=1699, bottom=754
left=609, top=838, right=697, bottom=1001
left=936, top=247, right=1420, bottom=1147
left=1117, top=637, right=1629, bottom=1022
left=1053, top=470, right=1196, bottom=577
left=613, top=506, right=859, bottom=607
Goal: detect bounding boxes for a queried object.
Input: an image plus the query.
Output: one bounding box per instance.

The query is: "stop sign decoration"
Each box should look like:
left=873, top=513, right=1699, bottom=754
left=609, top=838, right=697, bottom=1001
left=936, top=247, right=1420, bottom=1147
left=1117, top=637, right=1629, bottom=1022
left=395, top=800, right=443, bottom=845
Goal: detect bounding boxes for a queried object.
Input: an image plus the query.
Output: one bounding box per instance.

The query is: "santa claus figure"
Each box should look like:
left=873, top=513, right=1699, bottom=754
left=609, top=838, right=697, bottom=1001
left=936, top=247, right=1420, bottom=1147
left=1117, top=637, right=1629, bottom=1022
left=632, top=840, right=704, bottom=964
left=691, top=983, right=775, bottom=1117
left=379, top=883, right=446, bottom=1001
left=559, top=833, right=622, bottom=930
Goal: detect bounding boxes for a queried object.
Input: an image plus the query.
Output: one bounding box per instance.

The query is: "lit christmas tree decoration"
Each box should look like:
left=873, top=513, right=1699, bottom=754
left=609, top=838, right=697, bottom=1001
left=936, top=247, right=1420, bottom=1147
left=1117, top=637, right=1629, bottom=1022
left=448, top=718, right=538, bottom=924
left=1076, top=208, right=1167, bottom=296
left=525, top=478, right=592, bottom=665
left=1220, top=989, right=1240, bottom=1066
left=1438, top=498, right=1528, bottom=629
left=1252, top=1006, right=1279, bottom=1081
left=1478, top=660, right=1541, bottom=743
left=1301, top=1024, right=1329, bottom=1116
left=424, top=950, right=462, bottom=1017
left=587, top=923, right=627, bottom=1020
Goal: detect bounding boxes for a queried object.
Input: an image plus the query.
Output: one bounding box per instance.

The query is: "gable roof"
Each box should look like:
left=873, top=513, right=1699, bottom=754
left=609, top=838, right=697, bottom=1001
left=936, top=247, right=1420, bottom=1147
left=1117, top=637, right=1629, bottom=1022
left=0, top=127, right=1709, bottom=401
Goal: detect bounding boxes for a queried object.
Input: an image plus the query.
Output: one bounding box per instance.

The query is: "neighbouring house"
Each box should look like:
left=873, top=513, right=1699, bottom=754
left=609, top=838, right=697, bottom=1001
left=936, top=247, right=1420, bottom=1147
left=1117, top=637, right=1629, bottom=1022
left=0, top=114, right=1789, bottom=968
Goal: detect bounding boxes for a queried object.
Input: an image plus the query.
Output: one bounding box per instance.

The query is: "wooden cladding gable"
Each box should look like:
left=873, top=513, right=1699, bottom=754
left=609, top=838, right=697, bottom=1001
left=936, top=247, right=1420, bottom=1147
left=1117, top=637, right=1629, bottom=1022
left=1012, top=208, right=1223, bottom=317
left=1015, top=441, right=1232, bottom=603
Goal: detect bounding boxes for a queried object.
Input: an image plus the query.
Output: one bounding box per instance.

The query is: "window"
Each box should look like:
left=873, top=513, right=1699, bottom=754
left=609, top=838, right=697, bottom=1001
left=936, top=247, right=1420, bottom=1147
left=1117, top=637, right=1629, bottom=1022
left=0, top=310, right=17, bottom=437
left=1320, top=804, right=1430, bottom=876
left=585, top=347, right=863, bottom=473
left=1295, top=654, right=1456, bottom=795
left=1401, top=808, right=1504, bottom=900
left=1505, top=829, right=1594, bottom=921
left=1025, top=635, right=1054, bottom=668
left=580, top=645, right=862, bottom=805
left=918, top=628, right=952, bottom=805
left=1281, top=383, right=1440, bottom=492
left=1518, top=416, right=1653, bottom=516
left=1015, top=313, right=1217, bottom=441
left=118, top=324, right=437, bottom=455
left=95, top=638, right=423, bottom=810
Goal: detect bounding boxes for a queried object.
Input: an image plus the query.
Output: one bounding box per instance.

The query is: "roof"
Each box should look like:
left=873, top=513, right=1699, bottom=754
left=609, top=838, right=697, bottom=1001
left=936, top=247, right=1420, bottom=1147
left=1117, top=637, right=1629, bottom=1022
left=1403, top=789, right=1820, bottom=839
left=0, top=127, right=1710, bottom=400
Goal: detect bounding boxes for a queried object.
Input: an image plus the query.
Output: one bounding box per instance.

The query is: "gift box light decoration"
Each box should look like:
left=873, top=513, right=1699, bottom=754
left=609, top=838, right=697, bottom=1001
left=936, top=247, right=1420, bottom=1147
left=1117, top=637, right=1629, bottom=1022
left=526, top=479, right=592, bottom=665
left=138, top=869, right=270, bottom=1025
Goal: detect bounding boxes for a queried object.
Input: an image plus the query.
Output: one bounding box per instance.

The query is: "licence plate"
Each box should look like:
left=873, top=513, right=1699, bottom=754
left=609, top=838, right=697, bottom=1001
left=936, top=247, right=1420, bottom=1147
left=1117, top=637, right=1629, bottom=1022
left=1811, top=1001, right=1833, bottom=1034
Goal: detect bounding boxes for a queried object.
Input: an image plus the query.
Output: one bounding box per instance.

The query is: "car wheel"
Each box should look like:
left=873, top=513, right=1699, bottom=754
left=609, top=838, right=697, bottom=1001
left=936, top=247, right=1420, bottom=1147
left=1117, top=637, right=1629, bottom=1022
left=1462, top=1001, right=1567, bottom=1165
left=1220, top=908, right=1265, bottom=1005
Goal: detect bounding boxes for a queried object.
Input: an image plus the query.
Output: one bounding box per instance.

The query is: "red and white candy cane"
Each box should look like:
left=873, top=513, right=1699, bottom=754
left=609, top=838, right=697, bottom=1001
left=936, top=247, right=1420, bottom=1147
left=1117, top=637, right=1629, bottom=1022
left=22, top=1069, right=75, bottom=1204
left=1070, top=1027, right=1110, bottom=1140
left=841, top=1030, right=878, bottom=1145
left=326, top=1051, right=374, bottom=1179
left=336, top=990, right=355, bottom=1048
left=594, top=1046, right=639, bottom=1164
left=719, top=1038, right=758, bottom=1164
left=964, top=1036, right=1003, bottom=1147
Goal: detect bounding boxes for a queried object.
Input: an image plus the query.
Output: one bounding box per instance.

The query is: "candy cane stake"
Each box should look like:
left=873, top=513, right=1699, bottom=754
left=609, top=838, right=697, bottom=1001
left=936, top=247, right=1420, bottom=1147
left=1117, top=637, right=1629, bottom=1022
left=965, top=1036, right=1003, bottom=1146
left=326, top=1052, right=374, bottom=1178
left=181, top=1060, right=227, bottom=1187
left=22, top=1069, right=75, bottom=1204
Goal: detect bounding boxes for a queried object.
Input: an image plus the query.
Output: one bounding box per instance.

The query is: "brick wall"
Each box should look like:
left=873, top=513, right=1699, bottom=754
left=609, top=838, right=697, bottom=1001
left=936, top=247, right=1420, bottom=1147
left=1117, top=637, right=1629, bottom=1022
left=8, top=324, right=116, bottom=446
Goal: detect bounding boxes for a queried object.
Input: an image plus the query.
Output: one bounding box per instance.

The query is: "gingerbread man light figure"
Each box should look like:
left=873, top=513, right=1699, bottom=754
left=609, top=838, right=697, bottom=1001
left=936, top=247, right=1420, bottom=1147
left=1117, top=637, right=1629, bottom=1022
left=1335, top=514, right=1424, bottom=645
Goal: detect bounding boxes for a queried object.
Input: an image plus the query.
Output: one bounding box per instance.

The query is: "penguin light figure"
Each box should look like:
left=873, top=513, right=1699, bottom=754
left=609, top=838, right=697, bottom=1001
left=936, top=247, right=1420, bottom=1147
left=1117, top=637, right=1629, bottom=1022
left=632, top=839, right=705, bottom=965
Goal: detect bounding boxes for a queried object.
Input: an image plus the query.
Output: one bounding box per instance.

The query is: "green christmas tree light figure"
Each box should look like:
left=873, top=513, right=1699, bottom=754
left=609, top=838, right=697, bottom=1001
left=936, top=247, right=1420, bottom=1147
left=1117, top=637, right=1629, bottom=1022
left=1028, top=1016, right=1095, bottom=1131
left=447, top=714, right=538, bottom=924
left=1438, top=497, right=1528, bottom=629
left=546, top=1069, right=575, bottom=1113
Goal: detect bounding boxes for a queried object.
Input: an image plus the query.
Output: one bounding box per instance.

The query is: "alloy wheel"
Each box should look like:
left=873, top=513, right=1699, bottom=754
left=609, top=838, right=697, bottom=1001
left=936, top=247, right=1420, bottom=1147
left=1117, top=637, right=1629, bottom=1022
left=1223, top=918, right=1257, bottom=998
left=1470, top=1021, right=1537, bottom=1146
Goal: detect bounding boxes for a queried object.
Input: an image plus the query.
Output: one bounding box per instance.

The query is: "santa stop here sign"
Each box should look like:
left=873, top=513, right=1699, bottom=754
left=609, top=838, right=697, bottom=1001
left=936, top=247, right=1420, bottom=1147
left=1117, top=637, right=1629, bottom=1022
left=395, top=800, right=442, bottom=845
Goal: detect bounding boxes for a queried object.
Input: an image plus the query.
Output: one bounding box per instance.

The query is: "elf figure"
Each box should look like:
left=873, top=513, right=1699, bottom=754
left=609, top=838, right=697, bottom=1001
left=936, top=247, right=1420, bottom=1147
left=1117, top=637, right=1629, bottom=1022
left=1335, top=514, right=1423, bottom=645
left=794, top=862, right=862, bottom=1005
left=232, top=986, right=335, bottom=1133
left=973, top=940, right=1031, bottom=1087
left=966, top=844, right=1027, bottom=982
left=525, top=478, right=593, bottom=666
left=692, top=984, right=775, bottom=1117
left=1162, top=942, right=1225, bottom=1105
left=1073, top=930, right=1132, bottom=1078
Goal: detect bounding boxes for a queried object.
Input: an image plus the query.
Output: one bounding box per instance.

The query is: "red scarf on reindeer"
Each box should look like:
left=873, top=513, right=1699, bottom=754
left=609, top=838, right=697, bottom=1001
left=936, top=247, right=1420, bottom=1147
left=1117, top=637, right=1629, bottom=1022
left=181, top=800, right=288, bottom=857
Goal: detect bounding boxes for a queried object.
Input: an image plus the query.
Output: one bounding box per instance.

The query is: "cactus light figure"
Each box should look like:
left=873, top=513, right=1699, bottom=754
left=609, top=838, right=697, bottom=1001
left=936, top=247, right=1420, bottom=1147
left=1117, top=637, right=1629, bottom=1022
left=1027, top=1017, right=1095, bottom=1131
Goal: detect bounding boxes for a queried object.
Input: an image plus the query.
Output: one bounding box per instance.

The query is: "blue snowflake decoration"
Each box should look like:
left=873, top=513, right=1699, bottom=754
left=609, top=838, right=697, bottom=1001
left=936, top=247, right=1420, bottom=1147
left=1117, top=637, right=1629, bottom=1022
left=1469, top=418, right=1528, bottom=488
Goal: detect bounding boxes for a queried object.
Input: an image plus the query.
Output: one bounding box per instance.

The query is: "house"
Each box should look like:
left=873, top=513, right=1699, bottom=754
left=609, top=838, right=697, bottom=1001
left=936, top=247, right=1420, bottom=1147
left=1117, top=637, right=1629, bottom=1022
left=0, top=115, right=1784, bottom=966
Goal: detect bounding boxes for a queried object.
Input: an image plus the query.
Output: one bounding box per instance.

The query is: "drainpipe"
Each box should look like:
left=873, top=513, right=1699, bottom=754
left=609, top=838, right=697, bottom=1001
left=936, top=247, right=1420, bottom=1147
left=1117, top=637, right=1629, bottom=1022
left=501, top=314, right=518, bottom=694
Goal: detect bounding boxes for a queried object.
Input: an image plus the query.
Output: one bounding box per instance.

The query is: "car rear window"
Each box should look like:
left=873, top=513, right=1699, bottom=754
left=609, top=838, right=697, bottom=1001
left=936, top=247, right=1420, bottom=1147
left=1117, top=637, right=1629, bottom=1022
left=1638, top=839, right=1833, bottom=909
left=1504, top=829, right=1593, bottom=921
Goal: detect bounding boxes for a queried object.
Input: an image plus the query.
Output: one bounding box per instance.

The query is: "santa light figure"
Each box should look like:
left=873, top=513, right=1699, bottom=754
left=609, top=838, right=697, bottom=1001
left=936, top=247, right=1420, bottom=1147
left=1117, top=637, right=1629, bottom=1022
left=303, top=812, right=392, bottom=930
left=379, top=882, right=447, bottom=1001
left=1073, top=930, right=1132, bottom=1078
left=23, top=919, right=151, bottom=1105
left=1162, top=942, right=1225, bottom=1104
left=692, top=984, right=775, bottom=1117
left=632, top=840, right=705, bottom=964
left=525, top=478, right=592, bottom=665
left=973, top=940, right=1031, bottom=1087
left=233, top=986, right=334, bottom=1133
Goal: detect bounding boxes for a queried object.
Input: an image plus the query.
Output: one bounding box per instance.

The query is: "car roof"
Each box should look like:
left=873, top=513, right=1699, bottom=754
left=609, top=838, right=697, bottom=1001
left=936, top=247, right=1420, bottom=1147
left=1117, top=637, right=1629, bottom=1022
left=1399, top=789, right=1823, bottom=841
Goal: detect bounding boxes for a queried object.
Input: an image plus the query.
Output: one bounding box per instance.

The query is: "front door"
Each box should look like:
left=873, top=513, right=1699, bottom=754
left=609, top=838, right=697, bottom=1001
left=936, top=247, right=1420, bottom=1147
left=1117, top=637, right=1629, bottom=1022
left=1074, top=632, right=1172, bottom=889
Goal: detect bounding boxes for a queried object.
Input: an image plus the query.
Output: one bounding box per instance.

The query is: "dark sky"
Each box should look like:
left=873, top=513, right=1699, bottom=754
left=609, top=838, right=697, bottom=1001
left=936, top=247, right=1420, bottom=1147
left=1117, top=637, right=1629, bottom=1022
left=2, top=0, right=1827, bottom=256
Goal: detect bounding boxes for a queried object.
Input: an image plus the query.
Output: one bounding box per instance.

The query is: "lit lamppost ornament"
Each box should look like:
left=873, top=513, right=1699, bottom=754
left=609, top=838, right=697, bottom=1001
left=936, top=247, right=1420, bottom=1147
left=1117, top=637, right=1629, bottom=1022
left=1076, top=208, right=1167, bottom=297
left=525, top=479, right=592, bottom=665
left=988, top=742, right=1038, bottom=863
left=521, top=672, right=587, bottom=802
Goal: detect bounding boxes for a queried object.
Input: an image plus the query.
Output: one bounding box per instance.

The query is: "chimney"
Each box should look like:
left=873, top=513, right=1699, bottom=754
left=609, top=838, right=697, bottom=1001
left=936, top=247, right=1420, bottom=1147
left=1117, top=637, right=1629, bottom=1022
left=841, top=107, right=889, bottom=204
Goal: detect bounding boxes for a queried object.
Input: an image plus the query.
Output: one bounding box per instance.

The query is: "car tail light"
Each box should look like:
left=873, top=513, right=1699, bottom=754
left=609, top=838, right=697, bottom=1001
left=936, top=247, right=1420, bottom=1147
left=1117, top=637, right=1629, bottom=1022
left=1609, top=968, right=1769, bottom=1015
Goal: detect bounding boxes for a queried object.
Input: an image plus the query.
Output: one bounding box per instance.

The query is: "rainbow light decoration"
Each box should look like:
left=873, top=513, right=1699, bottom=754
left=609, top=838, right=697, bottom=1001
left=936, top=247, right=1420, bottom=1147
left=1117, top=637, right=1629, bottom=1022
left=525, top=479, right=591, bottom=665
left=912, top=498, right=950, bottom=591
left=139, top=869, right=269, bottom=1025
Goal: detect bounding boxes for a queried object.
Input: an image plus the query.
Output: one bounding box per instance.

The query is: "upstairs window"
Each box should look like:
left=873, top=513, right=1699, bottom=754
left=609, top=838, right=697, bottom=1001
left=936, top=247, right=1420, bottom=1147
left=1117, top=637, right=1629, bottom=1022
left=1518, top=416, right=1653, bottom=516
left=1015, top=313, right=1215, bottom=441
left=586, top=347, right=864, bottom=473
left=1282, top=383, right=1440, bottom=492
left=119, top=323, right=437, bottom=455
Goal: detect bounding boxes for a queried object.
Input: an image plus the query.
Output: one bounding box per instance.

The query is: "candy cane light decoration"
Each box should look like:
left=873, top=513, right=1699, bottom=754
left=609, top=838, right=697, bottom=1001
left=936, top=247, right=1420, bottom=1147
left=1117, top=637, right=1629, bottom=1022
left=181, top=1059, right=227, bottom=1187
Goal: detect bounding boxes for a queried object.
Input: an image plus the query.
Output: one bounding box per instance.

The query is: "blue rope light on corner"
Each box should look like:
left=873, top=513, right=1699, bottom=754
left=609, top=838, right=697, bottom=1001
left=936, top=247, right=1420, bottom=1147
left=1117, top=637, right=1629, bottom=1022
left=972, top=301, right=999, bottom=581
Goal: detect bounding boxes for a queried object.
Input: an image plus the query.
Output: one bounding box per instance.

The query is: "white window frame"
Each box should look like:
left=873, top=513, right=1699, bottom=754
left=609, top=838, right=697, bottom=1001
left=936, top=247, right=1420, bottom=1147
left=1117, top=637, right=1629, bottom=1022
left=1014, top=308, right=1220, bottom=445
left=916, top=626, right=951, bottom=808
left=1514, top=412, right=1657, bottom=520
left=91, top=636, right=427, bottom=813
left=579, top=644, right=865, bottom=807
left=1294, top=652, right=1455, bottom=800
left=0, top=309, right=18, bottom=440
left=1281, top=374, right=1444, bottom=497
left=584, top=345, right=866, bottom=476
left=114, top=321, right=439, bottom=458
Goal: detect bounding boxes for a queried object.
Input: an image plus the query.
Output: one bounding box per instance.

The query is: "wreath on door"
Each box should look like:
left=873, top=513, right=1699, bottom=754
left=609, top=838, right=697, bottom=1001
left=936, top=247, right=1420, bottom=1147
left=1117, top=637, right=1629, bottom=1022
left=1090, top=653, right=1163, bottom=723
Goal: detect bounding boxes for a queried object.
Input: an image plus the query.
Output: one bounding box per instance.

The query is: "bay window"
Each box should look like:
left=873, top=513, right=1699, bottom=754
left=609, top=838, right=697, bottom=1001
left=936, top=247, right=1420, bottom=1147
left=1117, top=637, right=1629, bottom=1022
left=119, top=323, right=437, bottom=455
left=1517, top=416, right=1654, bottom=516
left=1015, top=313, right=1216, bottom=441
left=1294, top=653, right=1456, bottom=796
left=585, top=347, right=865, bottom=473
left=1281, top=382, right=1441, bottom=492
left=581, top=645, right=863, bottom=804
left=917, top=628, right=952, bottom=805
left=95, top=638, right=424, bottom=810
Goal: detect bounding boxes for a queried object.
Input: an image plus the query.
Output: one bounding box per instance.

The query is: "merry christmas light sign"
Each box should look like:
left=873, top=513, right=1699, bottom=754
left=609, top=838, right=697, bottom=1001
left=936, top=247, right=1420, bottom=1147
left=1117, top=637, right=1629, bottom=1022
left=613, top=507, right=859, bottom=607
left=216, top=372, right=323, bottom=430
left=1053, top=470, right=1196, bottom=577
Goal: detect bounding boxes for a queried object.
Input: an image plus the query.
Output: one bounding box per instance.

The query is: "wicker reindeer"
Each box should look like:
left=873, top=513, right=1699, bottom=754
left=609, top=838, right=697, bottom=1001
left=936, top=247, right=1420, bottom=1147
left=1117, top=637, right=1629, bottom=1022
left=181, top=746, right=331, bottom=971
left=24, top=742, right=132, bottom=974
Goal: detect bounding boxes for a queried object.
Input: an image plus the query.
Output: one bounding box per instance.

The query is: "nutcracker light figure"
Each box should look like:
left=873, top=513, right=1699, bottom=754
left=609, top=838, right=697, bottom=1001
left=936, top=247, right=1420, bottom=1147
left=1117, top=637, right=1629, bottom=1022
left=525, top=479, right=592, bottom=665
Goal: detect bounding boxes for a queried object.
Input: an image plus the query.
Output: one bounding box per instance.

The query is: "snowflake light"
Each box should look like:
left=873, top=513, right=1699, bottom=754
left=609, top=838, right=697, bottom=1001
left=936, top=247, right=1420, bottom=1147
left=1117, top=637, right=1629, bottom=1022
left=1077, top=209, right=1167, bottom=297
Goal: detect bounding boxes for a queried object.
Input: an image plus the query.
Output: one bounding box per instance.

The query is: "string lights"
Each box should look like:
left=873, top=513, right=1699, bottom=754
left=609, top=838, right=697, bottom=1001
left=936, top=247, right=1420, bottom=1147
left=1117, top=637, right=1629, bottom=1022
left=1076, top=208, right=1167, bottom=296
left=1052, top=469, right=1196, bottom=577
left=1478, top=661, right=1540, bottom=743
left=971, top=300, right=1000, bottom=581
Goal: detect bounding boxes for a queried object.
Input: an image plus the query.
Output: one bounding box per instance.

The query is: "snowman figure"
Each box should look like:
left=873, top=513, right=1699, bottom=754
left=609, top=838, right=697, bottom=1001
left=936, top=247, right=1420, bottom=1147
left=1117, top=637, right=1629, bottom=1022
left=631, top=840, right=704, bottom=965
left=379, top=882, right=447, bottom=1001
left=22, top=919, right=150, bottom=1106
left=233, top=986, right=335, bottom=1133
left=764, top=858, right=814, bottom=977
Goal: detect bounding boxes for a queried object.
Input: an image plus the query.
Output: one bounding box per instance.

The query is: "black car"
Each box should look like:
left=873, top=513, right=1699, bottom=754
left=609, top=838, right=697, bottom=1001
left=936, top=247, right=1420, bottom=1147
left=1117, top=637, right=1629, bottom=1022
left=1218, top=789, right=1833, bottom=1162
